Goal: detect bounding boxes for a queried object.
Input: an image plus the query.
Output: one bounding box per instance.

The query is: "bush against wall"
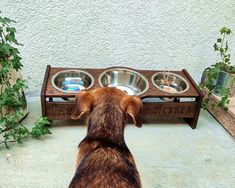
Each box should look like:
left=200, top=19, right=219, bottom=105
left=0, top=12, right=51, bottom=148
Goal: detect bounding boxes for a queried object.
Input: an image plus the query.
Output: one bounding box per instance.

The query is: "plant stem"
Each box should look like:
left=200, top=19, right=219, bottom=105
left=220, top=33, right=225, bottom=63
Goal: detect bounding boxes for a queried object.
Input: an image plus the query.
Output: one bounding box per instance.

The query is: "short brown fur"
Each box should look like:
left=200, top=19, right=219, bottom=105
left=69, top=87, right=143, bottom=188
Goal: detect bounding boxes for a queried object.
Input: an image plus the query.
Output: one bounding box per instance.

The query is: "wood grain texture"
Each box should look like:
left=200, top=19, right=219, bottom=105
left=41, top=65, right=51, bottom=116
left=44, top=67, right=200, bottom=98
left=45, top=101, right=197, bottom=120
left=207, top=94, right=235, bottom=137
left=41, top=66, right=203, bottom=128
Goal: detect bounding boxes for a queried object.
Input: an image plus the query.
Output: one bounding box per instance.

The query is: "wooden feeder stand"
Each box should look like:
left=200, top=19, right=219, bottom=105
left=41, top=65, right=203, bottom=129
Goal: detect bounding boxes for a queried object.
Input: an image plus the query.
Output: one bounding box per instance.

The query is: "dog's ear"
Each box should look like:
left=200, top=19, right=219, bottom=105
left=71, top=91, right=93, bottom=120
left=121, top=96, right=143, bottom=127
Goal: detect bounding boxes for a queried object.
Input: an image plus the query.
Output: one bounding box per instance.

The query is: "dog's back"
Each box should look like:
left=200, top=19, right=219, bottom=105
left=69, top=137, right=141, bottom=188
left=69, top=88, right=142, bottom=188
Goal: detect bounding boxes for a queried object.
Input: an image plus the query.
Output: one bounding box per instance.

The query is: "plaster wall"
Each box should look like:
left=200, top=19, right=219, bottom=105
left=1, top=0, right=235, bottom=96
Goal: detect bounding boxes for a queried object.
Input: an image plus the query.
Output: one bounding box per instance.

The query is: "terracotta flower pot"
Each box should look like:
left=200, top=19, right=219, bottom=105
left=0, top=68, right=28, bottom=122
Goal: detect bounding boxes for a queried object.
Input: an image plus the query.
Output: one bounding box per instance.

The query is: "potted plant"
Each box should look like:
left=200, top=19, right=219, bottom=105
left=0, top=12, right=51, bottom=148
left=200, top=27, right=235, bottom=110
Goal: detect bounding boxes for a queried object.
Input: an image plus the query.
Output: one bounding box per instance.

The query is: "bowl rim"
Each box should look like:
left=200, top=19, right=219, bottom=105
left=151, top=72, right=190, bottom=94
left=51, top=69, right=95, bottom=94
left=98, top=67, right=149, bottom=96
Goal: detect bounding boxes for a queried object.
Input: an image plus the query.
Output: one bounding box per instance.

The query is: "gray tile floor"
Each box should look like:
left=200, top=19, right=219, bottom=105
left=0, top=102, right=235, bottom=188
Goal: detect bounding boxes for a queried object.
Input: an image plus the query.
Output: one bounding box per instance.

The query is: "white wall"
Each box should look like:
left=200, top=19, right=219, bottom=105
left=1, top=0, right=235, bottom=96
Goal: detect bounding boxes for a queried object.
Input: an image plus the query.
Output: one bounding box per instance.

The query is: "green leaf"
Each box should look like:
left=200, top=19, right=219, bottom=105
left=0, top=16, right=7, bottom=24
left=0, top=43, right=10, bottom=56
left=13, top=79, right=27, bottom=90
left=220, top=27, right=227, bottom=34
left=213, top=43, right=218, bottom=51
left=31, top=117, right=52, bottom=139
left=16, top=110, right=24, bottom=118
left=4, top=17, right=16, bottom=23
left=220, top=27, right=226, bottom=34
left=219, top=48, right=224, bottom=53
left=6, top=27, right=16, bottom=33
left=5, top=33, right=19, bottom=45
left=225, top=58, right=230, bottom=62
left=220, top=27, right=232, bottom=35
left=11, top=58, right=23, bottom=71
left=225, top=41, right=228, bottom=52
left=226, top=28, right=231, bottom=35
left=0, top=13, right=54, bottom=149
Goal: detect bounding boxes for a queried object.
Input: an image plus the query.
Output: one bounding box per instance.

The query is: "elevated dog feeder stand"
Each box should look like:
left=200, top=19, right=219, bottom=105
left=41, top=65, right=203, bottom=129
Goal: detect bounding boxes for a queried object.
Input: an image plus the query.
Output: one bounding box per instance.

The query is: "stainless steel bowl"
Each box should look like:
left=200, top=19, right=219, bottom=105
left=151, top=72, right=189, bottom=94
left=98, top=68, right=149, bottom=96
left=51, top=70, right=94, bottom=93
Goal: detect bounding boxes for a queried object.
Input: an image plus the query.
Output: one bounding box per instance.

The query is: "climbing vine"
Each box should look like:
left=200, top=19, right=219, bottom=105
left=0, top=12, right=51, bottom=148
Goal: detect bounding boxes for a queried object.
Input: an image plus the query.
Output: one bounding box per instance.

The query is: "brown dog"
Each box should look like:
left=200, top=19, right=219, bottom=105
left=69, top=87, right=143, bottom=188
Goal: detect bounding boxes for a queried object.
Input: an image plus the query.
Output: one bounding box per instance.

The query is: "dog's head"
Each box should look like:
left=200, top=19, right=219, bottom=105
left=71, top=87, right=143, bottom=127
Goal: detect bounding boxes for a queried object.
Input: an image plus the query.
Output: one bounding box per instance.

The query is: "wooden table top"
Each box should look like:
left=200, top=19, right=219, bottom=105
left=42, top=66, right=202, bottom=98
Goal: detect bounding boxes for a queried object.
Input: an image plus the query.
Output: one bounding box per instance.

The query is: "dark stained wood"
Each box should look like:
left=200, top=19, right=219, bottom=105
left=182, top=69, right=204, bottom=129
left=41, top=66, right=204, bottom=128
left=143, top=102, right=197, bottom=118
left=46, top=102, right=75, bottom=120
left=182, top=69, right=204, bottom=97
left=46, top=101, right=197, bottom=120
left=184, top=97, right=203, bottom=129
left=41, top=65, right=51, bottom=116
left=44, top=67, right=200, bottom=98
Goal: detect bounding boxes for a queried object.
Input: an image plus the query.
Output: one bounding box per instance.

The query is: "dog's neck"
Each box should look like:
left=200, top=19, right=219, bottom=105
left=86, top=98, right=125, bottom=146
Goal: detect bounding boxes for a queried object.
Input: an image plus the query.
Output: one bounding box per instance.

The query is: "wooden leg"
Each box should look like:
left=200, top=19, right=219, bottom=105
left=184, top=96, right=203, bottom=129
left=41, top=96, right=46, bottom=117
left=184, top=117, right=198, bottom=129
left=40, top=65, right=51, bottom=118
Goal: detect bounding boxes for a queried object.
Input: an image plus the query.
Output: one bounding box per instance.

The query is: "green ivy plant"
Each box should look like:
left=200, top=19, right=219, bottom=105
left=200, top=27, right=235, bottom=111
left=0, top=12, right=51, bottom=149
